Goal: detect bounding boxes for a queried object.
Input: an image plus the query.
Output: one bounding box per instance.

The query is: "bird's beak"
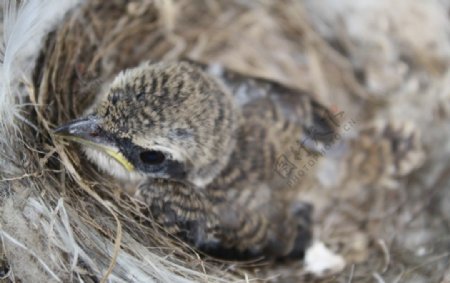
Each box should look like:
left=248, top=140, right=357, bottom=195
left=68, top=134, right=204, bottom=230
left=54, top=117, right=135, bottom=172
left=54, top=117, right=102, bottom=141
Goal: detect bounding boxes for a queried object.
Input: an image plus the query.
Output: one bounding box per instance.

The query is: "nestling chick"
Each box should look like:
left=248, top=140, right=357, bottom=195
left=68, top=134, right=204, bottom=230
left=55, top=61, right=338, bottom=259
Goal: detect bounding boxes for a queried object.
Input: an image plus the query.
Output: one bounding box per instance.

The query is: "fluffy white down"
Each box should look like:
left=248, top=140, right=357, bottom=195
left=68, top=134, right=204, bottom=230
left=82, top=146, right=144, bottom=181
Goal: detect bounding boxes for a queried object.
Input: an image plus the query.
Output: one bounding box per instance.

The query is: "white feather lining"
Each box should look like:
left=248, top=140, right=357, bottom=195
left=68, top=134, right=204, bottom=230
left=0, top=0, right=81, bottom=129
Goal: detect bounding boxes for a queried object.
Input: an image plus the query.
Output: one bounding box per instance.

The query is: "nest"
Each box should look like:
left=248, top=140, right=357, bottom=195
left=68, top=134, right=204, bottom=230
left=1, top=0, right=450, bottom=282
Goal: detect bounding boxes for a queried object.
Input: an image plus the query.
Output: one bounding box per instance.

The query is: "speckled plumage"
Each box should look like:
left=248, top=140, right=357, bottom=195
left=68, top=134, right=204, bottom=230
left=56, top=61, right=338, bottom=259
left=94, top=62, right=239, bottom=187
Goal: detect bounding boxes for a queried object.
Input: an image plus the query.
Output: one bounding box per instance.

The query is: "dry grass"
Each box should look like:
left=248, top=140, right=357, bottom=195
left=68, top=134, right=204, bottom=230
left=1, top=0, right=450, bottom=282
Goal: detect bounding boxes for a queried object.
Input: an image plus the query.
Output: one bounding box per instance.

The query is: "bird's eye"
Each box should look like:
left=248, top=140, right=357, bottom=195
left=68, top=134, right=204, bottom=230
left=140, top=150, right=166, bottom=165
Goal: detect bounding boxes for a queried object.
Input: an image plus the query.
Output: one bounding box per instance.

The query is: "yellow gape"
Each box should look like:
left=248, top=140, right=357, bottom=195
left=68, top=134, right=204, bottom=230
left=104, top=148, right=135, bottom=172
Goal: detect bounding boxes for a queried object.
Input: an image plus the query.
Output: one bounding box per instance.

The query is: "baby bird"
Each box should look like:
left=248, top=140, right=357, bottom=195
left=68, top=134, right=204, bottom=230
left=55, top=61, right=337, bottom=259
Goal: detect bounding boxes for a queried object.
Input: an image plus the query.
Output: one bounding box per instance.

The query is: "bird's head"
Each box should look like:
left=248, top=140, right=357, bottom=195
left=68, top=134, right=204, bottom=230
left=55, top=62, right=239, bottom=187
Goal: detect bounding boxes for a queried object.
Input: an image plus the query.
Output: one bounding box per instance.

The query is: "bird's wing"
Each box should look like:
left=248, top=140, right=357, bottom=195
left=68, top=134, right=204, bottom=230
left=184, top=59, right=339, bottom=150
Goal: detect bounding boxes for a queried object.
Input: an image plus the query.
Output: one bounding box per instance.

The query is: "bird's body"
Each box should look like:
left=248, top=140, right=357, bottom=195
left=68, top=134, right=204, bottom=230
left=55, top=61, right=337, bottom=260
